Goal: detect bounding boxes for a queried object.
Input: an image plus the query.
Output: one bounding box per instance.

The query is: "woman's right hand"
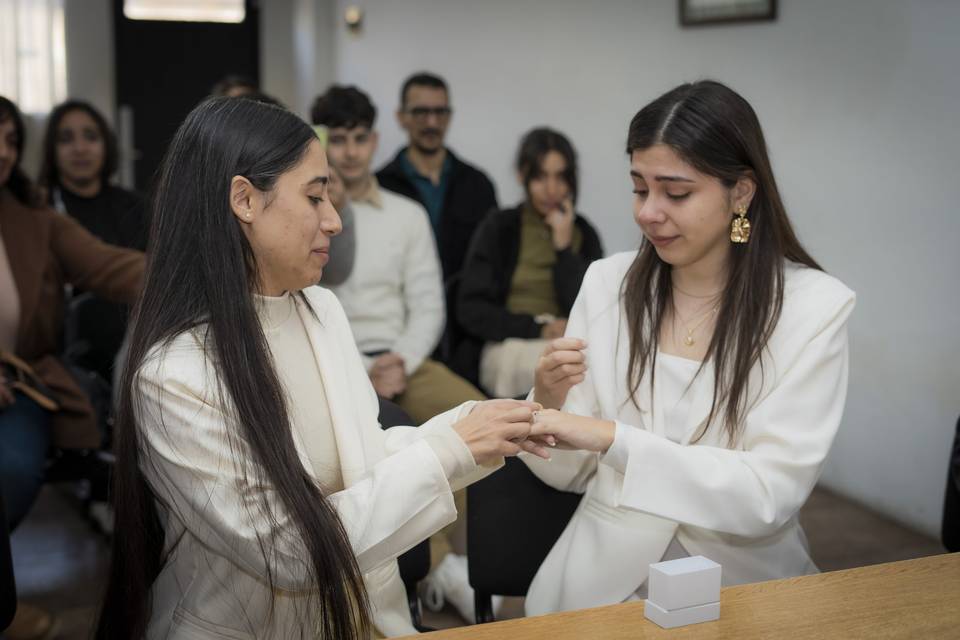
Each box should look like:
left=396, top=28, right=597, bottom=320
left=534, top=338, right=588, bottom=410
left=453, top=399, right=546, bottom=466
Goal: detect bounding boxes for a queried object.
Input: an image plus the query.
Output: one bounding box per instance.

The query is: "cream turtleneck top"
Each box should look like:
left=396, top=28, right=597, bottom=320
left=256, top=291, right=344, bottom=491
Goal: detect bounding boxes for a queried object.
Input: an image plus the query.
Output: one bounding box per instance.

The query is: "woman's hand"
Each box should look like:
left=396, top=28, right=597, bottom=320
left=540, top=318, right=567, bottom=340
left=454, top=399, right=551, bottom=465
left=534, top=337, right=587, bottom=410
left=531, top=409, right=616, bottom=453
left=369, top=353, right=406, bottom=398
left=546, top=198, right=575, bottom=251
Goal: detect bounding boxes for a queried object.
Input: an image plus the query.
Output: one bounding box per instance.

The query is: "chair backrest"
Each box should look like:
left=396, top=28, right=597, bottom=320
left=467, top=457, right=581, bottom=597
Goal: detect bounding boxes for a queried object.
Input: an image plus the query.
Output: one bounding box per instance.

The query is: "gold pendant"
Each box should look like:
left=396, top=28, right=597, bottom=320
left=684, top=334, right=695, bottom=346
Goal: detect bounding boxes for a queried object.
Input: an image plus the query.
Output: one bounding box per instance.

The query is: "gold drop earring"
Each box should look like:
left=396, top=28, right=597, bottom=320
left=730, top=204, right=750, bottom=244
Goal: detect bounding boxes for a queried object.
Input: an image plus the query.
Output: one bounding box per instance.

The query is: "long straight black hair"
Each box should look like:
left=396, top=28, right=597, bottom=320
left=96, top=97, right=369, bottom=639
left=623, top=80, right=820, bottom=444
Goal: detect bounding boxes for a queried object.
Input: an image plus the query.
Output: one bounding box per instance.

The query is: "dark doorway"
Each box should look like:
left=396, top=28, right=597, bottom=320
left=113, top=0, right=260, bottom=190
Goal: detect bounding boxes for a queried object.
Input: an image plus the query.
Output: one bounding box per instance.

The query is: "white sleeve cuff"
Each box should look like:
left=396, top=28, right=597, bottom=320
left=600, top=421, right=631, bottom=474
left=423, top=429, right=478, bottom=484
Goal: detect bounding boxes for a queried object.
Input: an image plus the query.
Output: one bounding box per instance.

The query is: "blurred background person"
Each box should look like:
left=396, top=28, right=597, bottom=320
left=377, top=72, right=498, bottom=285
left=39, top=100, right=148, bottom=386
left=0, top=95, right=143, bottom=640
left=455, top=128, right=602, bottom=397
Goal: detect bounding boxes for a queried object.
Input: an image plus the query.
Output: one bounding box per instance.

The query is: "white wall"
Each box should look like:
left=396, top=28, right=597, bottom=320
left=329, top=0, right=960, bottom=537
left=261, top=0, right=336, bottom=117
left=63, top=0, right=115, bottom=121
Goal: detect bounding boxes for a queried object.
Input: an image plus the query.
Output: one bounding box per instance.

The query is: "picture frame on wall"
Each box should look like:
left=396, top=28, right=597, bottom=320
left=679, top=0, right=777, bottom=27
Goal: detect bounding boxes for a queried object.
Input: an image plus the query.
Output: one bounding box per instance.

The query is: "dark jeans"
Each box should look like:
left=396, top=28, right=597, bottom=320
left=0, top=391, right=51, bottom=531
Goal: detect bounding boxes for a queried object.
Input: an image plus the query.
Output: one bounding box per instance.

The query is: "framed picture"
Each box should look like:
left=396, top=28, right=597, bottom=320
left=679, top=0, right=777, bottom=27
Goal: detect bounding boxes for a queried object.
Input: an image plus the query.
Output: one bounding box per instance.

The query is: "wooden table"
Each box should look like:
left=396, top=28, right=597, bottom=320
left=404, top=553, right=960, bottom=639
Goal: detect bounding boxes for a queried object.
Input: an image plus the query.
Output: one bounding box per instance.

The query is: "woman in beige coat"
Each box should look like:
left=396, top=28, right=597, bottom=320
left=95, top=97, right=548, bottom=639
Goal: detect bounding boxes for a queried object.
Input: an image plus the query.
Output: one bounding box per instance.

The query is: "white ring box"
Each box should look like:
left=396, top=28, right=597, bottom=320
left=644, top=555, right=721, bottom=629
left=644, top=599, right=721, bottom=629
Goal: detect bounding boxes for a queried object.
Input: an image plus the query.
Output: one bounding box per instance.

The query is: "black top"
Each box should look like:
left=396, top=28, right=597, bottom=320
left=57, top=185, right=148, bottom=252
left=54, top=184, right=148, bottom=381
left=451, top=205, right=603, bottom=386
left=377, top=147, right=498, bottom=283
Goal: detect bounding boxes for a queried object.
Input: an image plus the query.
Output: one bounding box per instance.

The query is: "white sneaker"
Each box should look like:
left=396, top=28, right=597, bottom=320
left=421, top=554, right=505, bottom=624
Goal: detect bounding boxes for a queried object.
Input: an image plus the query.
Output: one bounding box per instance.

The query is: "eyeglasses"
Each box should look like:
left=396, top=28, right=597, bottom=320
left=405, top=106, right=452, bottom=121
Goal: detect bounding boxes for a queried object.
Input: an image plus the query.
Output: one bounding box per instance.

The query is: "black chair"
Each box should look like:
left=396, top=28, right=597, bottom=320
left=43, top=292, right=117, bottom=534
left=433, top=273, right=464, bottom=369
left=467, top=457, right=582, bottom=623
left=378, top=398, right=433, bottom=631
left=942, top=415, right=960, bottom=552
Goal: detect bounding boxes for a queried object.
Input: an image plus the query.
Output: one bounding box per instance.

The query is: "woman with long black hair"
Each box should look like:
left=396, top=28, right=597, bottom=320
left=525, top=81, right=856, bottom=614
left=95, top=97, right=546, bottom=639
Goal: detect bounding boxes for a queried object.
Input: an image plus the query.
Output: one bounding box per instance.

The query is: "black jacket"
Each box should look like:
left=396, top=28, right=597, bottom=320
left=451, top=205, right=603, bottom=385
left=377, top=147, right=498, bottom=282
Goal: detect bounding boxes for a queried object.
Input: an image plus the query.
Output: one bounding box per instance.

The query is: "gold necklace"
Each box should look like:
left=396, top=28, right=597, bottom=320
left=673, top=301, right=719, bottom=347
left=673, top=283, right=723, bottom=299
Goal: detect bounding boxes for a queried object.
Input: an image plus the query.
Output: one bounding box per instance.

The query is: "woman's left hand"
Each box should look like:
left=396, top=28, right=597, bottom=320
left=530, top=409, right=616, bottom=453
left=546, top=198, right=575, bottom=251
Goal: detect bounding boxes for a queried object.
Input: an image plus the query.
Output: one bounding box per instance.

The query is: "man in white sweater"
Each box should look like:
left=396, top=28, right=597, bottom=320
left=311, top=86, right=485, bottom=425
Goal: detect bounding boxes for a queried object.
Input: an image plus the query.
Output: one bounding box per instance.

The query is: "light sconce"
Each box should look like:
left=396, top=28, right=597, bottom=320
left=344, top=5, right=364, bottom=33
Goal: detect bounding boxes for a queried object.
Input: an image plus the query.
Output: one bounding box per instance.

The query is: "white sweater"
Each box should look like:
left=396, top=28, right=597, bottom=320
left=326, top=183, right=444, bottom=376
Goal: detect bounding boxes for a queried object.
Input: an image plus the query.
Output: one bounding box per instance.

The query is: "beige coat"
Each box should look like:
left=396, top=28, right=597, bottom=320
left=138, top=286, right=493, bottom=638
left=524, top=251, right=856, bottom=615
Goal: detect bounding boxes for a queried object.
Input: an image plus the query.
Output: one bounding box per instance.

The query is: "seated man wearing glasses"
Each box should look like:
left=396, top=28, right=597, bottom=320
left=377, top=72, right=498, bottom=287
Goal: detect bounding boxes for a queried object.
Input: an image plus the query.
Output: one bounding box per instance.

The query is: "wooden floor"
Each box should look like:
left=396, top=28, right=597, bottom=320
left=6, top=484, right=946, bottom=639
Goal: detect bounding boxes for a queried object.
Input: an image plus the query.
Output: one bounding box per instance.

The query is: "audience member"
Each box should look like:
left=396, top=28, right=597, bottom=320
left=210, top=74, right=257, bottom=98
left=0, top=95, right=144, bottom=640
left=377, top=72, right=498, bottom=284
left=455, top=128, right=602, bottom=396
left=39, top=100, right=148, bottom=383
left=310, top=85, right=486, bottom=425
left=523, top=81, right=856, bottom=615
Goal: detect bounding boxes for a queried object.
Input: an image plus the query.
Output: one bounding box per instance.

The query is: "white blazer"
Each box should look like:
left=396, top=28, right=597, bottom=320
left=523, top=251, right=856, bottom=615
left=136, top=287, right=493, bottom=639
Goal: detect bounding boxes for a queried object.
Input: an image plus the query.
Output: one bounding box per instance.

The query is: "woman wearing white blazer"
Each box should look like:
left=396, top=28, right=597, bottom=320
left=525, top=81, right=856, bottom=615
left=94, top=98, right=549, bottom=639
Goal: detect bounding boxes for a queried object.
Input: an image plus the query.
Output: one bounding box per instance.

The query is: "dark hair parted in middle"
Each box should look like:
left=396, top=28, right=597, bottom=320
left=310, top=85, right=377, bottom=129
left=39, top=100, right=119, bottom=191
left=622, top=80, right=820, bottom=445
left=96, top=97, right=370, bottom=640
left=516, top=127, right=579, bottom=203
left=399, top=71, right=448, bottom=107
